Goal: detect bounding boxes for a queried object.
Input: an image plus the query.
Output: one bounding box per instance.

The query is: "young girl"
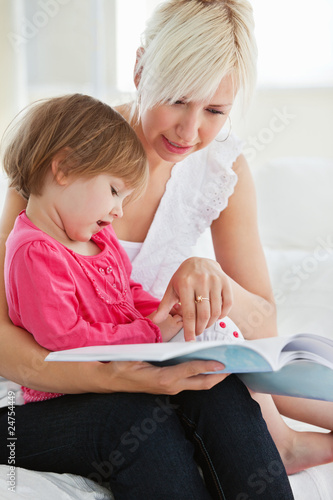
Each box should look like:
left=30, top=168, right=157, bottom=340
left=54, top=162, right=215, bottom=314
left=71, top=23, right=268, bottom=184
left=3, top=93, right=185, bottom=403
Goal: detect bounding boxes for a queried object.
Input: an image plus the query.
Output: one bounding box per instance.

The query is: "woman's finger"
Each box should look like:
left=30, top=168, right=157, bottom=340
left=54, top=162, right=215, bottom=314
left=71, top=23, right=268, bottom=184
left=107, top=360, right=227, bottom=394
left=194, top=294, right=212, bottom=335
left=177, top=287, right=197, bottom=342
left=155, top=360, right=228, bottom=393
left=220, top=278, right=233, bottom=319
left=202, top=287, right=222, bottom=330
left=153, top=284, right=180, bottom=323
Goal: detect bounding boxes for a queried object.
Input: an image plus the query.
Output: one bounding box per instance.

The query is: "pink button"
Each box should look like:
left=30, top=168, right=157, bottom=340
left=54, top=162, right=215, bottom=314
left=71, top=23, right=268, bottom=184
left=219, top=322, right=226, bottom=328
left=233, top=331, right=239, bottom=338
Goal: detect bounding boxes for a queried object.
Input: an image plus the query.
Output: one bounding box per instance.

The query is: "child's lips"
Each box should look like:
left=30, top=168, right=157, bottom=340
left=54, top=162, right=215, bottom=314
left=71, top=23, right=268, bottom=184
left=97, top=220, right=111, bottom=228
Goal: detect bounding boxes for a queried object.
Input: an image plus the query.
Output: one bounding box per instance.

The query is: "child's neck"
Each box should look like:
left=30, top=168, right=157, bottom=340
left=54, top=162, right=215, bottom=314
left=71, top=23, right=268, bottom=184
left=26, top=198, right=101, bottom=257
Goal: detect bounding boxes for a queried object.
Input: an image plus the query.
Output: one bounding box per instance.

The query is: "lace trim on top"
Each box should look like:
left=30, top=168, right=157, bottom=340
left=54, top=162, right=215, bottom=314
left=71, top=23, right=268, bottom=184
left=129, top=133, right=243, bottom=299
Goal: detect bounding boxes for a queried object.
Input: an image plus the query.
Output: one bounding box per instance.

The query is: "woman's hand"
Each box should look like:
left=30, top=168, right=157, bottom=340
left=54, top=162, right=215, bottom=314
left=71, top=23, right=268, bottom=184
left=0, top=322, right=226, bottom=393
left=102, top=359, right=227, bottom=395
left=152, top=257, right=233, bottom=341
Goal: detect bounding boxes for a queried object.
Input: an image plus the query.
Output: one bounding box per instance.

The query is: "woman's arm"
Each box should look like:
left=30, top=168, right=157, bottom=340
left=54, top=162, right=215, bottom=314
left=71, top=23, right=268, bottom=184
left=211, top=154, right=277, bottom=339
left=0, top=188, right=27, bottom=321
left=0, top=188, right=226, bottom=393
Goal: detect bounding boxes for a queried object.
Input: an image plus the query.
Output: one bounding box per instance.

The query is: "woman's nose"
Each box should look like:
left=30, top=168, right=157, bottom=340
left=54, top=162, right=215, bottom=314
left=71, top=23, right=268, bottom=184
left=176, top=110, right=200, bottom=144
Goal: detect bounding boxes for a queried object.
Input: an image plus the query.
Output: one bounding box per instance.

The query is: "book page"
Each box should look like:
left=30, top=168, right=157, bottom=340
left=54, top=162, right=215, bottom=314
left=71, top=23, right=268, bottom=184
left=46, top=336, right=289, bottom=371
left=281, top=334, right=333, bottom=368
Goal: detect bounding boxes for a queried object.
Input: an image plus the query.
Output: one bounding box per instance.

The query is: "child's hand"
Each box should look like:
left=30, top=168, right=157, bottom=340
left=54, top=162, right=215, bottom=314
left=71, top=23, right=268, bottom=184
left=148, top=312, right=183, bottom=342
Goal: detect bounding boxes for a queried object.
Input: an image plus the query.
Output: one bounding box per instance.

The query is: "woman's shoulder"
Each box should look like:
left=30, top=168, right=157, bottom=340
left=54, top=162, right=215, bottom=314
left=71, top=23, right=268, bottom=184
left=205, top=132, right=244, bottom=167
left=174, top=133, right=242, bottom=191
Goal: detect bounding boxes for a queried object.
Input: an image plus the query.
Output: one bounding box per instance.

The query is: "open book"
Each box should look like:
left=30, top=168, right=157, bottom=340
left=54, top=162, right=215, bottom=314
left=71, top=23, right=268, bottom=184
left=46, top=333, right=333, bottom=401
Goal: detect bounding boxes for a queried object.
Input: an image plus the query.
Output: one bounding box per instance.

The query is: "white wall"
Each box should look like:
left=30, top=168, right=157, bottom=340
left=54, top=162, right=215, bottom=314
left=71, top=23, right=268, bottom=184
left=0, top=1, right=21, bottom=138
left=0, top=0, right=20, bottom=212
left=232, top=87, right=333, bottom=172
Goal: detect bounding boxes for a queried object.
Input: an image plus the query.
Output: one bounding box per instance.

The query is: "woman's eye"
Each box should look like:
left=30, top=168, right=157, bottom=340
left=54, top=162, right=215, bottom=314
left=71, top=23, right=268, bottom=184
left=111, top=186, right=118, bottom=196
left=207, top=108, right=225, bottom=115
left=173, top=100, right=185, bottom=105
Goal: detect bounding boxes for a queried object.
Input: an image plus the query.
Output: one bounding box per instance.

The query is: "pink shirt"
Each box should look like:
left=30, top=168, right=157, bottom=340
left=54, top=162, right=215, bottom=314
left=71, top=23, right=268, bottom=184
left=5, top=212, right=161, bottom=403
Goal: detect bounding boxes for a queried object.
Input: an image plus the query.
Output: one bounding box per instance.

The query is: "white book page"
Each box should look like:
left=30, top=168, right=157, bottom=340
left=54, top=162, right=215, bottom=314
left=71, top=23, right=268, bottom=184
left=46, top=336, right=290, bottom=368
left=281, top=334, right=333, bottom=367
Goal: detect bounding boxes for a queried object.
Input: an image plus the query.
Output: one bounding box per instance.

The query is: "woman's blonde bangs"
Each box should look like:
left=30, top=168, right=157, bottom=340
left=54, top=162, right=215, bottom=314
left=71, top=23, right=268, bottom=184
left=135, top=0, right=257, bottom=114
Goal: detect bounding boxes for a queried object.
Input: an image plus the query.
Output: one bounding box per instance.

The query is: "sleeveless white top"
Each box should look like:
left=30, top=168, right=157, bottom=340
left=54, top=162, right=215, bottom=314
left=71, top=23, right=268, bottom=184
left=121, top=132, right=243, bottom=300
left=120, top=240, right=142, bottom=262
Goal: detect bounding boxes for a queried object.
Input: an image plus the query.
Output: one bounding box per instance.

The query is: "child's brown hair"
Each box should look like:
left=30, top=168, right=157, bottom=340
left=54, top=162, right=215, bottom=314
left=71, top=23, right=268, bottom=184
left=2, top=94, right=148, bottom=200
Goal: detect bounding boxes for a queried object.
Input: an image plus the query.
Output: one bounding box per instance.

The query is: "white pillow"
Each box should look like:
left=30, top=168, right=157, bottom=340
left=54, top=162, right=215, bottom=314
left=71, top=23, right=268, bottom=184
left=254, top=157, right=333, bottom=249
left=0, top=466, right=113, bottom=500
left=264, top=247, right=333, bottom=338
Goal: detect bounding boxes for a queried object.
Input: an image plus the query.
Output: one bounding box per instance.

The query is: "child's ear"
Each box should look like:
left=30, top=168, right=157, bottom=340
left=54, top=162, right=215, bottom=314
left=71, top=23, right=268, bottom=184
left=134, top=47, right=144, bottom=89
left=51, top=150, right=69, bottom=186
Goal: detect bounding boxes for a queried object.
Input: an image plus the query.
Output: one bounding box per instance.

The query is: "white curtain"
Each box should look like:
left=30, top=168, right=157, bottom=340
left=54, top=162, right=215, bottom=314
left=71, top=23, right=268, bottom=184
left=0, top=0, right=162, bottom=128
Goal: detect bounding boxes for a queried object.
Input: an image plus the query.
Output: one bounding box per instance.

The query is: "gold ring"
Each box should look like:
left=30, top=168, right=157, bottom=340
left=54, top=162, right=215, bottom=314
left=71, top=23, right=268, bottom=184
left=195, top=296, right=210, bottom=303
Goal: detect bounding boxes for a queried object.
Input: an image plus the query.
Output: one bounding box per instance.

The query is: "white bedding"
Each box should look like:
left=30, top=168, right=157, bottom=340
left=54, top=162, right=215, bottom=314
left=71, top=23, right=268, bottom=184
left=0, top=466, right=113, bottom=500
left=2, top=464, right=332, bottom=500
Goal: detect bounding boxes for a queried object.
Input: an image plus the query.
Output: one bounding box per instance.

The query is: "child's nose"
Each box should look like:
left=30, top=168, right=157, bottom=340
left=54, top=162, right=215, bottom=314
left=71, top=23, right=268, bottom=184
left=111, top=202, right=123, bottom=218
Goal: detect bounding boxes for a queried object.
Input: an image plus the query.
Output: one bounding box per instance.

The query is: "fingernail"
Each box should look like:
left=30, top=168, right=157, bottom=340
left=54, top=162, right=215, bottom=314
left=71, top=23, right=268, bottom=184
left=212, top=364, right=225, bottom=371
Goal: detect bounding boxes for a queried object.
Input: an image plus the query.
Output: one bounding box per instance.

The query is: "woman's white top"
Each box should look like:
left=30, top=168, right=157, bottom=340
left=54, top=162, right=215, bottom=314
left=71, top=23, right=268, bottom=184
left=121, top=132, right=243, bottom=300
left=119, top=240, right=143, bottom=263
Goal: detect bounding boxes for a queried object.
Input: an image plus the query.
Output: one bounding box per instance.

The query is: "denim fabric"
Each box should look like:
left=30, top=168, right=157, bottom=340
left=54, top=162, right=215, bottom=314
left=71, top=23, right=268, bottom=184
left=0, top=376, right=293, bottom=499
left=174, top=375, right=294, bottom=499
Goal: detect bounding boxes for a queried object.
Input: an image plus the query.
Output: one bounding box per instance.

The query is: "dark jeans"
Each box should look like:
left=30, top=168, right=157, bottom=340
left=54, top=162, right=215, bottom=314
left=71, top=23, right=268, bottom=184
left=0, top=375, right=294, bottom=500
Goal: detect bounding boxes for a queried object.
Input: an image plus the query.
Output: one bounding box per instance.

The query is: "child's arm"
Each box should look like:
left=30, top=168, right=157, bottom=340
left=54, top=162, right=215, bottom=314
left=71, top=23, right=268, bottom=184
left=129, top=279, right=161, bottom=316
left=147, top=311, right=183, bottom=342
left=6, top=240, right=162, bottom=350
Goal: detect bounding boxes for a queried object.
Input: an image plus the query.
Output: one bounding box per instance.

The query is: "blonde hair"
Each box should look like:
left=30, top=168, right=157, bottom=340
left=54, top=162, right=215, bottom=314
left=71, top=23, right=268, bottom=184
left=2, top=94, right=148, bottom=200
left=135, top=0, right=257, bottom=116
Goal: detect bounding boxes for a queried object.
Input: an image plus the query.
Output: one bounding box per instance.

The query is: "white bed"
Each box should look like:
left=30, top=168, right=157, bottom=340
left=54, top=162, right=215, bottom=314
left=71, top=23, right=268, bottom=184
left=1, top=157, right=333, bottom=498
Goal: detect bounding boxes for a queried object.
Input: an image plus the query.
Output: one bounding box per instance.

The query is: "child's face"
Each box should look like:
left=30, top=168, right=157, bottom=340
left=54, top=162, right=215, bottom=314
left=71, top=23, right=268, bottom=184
left=56, top=174, right=134, bottom=242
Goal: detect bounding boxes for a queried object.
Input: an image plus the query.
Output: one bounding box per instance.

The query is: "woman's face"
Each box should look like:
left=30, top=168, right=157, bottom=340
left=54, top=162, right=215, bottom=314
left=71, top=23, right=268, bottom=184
left=139, top=75, right=236, bottom=165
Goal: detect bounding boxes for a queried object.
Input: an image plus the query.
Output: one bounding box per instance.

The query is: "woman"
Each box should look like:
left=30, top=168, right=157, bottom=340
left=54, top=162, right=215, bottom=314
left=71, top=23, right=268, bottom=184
left=0, top=0, right=308, bottom=498
left=117, top=0, right=333, bottom=475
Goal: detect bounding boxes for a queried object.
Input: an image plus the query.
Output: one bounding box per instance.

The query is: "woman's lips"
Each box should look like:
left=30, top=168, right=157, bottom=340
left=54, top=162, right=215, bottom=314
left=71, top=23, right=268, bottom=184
left=162, top=135, right=193, bottom=155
